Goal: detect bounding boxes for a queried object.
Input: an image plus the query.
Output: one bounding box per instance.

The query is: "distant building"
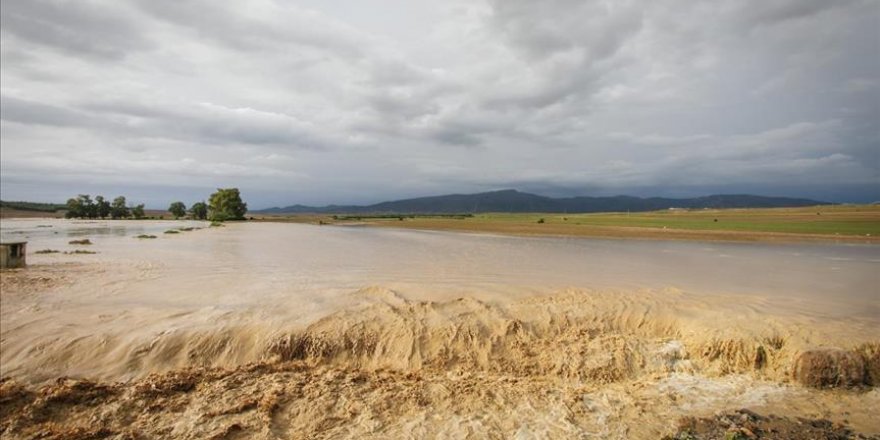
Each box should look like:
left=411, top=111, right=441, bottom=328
left=0, top=241, right=27, bottom=268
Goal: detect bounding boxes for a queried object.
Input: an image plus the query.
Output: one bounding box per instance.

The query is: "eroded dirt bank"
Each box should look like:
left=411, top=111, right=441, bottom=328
left=4, top=364, right=879, bottom=440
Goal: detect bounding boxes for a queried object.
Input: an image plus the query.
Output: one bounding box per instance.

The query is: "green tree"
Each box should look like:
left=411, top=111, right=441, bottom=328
left=65, top=197, right=83, bottom=219
left=81, top=194, right=97, bottom=219
left=168, top=201, right=187, bottom=219
left=95, top=195, right=111, bottom=219
left=131, top=204, right=146, bottom=219
left=189, top=201, right=208, bottom=220
left=64, top=194, right=98, bottom=219
left=111, top=196, right=130, bottom=219
left=208, top=188, right=247, bottom=221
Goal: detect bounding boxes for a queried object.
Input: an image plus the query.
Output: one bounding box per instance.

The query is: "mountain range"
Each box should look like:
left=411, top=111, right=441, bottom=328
left=255, top=190, right=830, bottom=214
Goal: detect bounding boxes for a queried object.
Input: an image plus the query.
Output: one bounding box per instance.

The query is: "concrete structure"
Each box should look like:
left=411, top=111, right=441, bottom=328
left=0, top=241, right=27, bottom=268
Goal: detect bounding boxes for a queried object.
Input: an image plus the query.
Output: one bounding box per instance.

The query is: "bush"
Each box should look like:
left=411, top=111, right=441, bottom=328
left=135, top=234, right=157, bottom=239
left=537, top=218, right=545, bottom=224
left=69, top=239, right=92, bottom=245
left=35, top=249, right=60, bottom=254
left=164, top=230, right=180, bottom=234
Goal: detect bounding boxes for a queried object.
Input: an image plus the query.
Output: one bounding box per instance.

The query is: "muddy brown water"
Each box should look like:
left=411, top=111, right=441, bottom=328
left=4, top=219, right=876, bottom=312
left=1, top=219, right=878, bottom=438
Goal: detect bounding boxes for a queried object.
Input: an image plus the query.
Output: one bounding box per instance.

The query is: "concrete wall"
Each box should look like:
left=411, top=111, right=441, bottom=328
left=0, top=243, right=27, bottom=268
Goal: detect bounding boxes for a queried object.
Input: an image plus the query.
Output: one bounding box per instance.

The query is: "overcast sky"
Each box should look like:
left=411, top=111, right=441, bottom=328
left=1, top=0, right=878, bottom=208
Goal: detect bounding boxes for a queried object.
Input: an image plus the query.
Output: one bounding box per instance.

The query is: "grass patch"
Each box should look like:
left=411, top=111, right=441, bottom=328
left=332, top=214, right=474, bottom=221
left=447, top=206, right=880, bottom=237
left=35, top=249, right=60, bottom=254
left=164, top=230, right=180, bottom=234
left=210, top=221, right=224, bottom=227
left=68, top=239, right=92, bottom=245
left=260, top=205, right=880, bottom=243
left=135, top=234, right=157, bottom=239
left=178, top=227, right=196, bottom=231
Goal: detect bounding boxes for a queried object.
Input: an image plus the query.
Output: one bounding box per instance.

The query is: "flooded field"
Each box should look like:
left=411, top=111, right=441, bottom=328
left=1, top=218, right=878, bottom=438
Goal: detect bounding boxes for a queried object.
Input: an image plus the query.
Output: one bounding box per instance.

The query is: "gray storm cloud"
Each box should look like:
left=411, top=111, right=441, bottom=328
left=1, top=0, right=877, bottom=207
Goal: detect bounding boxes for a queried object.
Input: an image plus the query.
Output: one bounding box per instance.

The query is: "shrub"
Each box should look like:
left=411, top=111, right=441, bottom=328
left=69, top=239, right=92, bottom=245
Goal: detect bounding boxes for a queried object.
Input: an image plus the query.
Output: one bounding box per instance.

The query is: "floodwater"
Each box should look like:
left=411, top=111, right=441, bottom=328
left=2, top=218, right=878, bottom=318
left=1, top=218, right=879, bottom=438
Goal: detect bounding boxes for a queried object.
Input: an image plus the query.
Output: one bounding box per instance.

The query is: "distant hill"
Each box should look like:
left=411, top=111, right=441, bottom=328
left=256, top=190, right=830, bottom=214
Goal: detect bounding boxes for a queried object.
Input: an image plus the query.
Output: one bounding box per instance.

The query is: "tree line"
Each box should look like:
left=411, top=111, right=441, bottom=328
left=65, top=195, right=145, bottom=219
left=65, top=188, right=247, bottom=222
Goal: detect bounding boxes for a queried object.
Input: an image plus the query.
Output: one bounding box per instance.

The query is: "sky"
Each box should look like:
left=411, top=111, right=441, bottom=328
left=1, top=0, right=878, bottom=209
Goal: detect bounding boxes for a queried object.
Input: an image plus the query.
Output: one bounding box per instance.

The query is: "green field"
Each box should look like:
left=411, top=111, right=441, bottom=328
left=257, top=205, right=880, bottom=242
left=467, top=205, right=880, bottom=236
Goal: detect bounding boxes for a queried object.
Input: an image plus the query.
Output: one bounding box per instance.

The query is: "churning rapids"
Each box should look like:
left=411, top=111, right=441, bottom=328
left=1, top=219, right=878, bottom=439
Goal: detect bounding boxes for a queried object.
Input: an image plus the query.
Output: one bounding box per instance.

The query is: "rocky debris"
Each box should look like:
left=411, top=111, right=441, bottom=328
left=132, top=369, right=199, bottom=397
left=22, top=424, right=119, bottom=440
left=0, top=379, right=34, bottom=423
left=2, top=363, right=879, bottom=440
left=664, top=409, right=877, bottom=440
